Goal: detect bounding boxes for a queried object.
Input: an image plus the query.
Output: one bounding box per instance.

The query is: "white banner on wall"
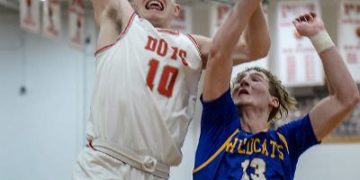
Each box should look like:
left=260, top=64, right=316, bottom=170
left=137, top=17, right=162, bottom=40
left=68, top=0, right=85, bottom=14
left=171, top=5, right=193, bottom=33
left=68, top=13, right=84, bottom=50
left=42, top=0, right=62, bottom=39
left=277, top=1, right=323, bottom=87
left=68, top=0, right=85, bottom=50
left=210, top=2, right=231, bottom=37
left=20, top=0, right=40, bottom=33
left=338, top=0, right=360, bottom=82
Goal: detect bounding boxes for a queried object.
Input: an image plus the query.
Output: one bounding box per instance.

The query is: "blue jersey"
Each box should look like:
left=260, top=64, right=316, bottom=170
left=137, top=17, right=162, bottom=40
left=193, top=89, right=320, bottom=180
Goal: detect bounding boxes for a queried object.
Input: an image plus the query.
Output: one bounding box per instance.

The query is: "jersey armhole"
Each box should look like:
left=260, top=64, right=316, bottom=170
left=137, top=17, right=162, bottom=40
left=186, top=34, right=203, bottom=62
left=94, top=12, right=136, bottom=56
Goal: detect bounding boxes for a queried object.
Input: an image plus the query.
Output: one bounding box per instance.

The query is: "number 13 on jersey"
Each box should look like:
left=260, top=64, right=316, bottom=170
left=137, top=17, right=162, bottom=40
left=241, top=158, right=266, bottom=180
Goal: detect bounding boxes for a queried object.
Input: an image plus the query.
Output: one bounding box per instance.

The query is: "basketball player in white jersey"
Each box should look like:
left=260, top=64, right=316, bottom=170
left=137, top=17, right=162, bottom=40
left=73, top=0, right=269, bottom=179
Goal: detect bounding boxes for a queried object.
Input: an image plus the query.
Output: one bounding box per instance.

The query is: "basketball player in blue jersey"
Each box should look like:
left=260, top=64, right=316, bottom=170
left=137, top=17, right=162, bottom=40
left=73, top=0, right=269, bottom=179
left=193, top=9, right=360, bottom=180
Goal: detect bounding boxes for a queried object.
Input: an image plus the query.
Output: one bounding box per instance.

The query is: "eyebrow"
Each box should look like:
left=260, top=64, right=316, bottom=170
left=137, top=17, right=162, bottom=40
left=251, top=72, right=265, bottom=80
left=235, top=71, right=266, bottom=84
left=235, top=74, right=245, bottom=83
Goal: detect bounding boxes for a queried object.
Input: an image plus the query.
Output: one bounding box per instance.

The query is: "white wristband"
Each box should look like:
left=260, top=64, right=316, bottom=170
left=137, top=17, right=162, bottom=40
left=310, top=30, right=335, bottom=53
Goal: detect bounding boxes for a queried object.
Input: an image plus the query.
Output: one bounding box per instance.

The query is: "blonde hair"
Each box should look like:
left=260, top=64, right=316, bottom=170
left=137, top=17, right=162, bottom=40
left=232, top=67, right=297, bottom=122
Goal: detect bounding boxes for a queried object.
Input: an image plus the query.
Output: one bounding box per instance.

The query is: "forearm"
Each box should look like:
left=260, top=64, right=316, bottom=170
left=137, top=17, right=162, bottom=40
left=203, top=0, right=260, bottom=101
left=233, top=4, right=270, bottom=64
left=317, top=41, right=359, bottom=105
left=309, top=32, right=359, bottom=140
left=211, top=0, right=261, bottom=60
left=294, top=13, right=360, bottom=140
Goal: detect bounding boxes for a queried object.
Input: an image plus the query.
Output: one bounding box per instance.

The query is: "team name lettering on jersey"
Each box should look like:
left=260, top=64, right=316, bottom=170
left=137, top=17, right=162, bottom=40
left=145, top=36, right=189, bottom=66
left=225, top=137, right=287, bottom=160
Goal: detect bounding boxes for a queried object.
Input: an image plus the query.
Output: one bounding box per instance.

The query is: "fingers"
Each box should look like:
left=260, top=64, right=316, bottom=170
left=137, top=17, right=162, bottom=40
left=294, top=12, right=317, bottom=23
left=292, top=19, right=299, bottom=27
left=310, top=12, right=317, bottom=19
left=292, top=12, right=317, bottom=30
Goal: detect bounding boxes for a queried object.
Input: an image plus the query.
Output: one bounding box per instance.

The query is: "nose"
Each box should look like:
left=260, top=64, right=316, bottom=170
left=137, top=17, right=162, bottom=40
left=240, top=76, right=250, bottom=87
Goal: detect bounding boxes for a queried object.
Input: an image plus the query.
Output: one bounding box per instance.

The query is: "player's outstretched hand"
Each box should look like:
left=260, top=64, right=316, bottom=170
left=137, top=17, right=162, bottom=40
left=293, top=12, right=325, bottom=37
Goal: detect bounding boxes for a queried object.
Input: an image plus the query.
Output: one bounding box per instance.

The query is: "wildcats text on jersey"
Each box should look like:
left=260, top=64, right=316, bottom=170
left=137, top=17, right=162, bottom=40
left=225, top=132, right=289, bottom=161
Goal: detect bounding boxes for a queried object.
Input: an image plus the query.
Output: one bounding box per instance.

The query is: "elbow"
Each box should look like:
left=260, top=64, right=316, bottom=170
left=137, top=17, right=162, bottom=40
left=340, top=90, right=360, bottom=109
left=263, top=37, right=271, bottom=56
left=353, top=92, right=360, bottom=106
left=208, top=45, right=229, bottom=65
left=259, top=36, right=271, bottom=58
left=249, top=37, right=271, bottom=60
left=248, top=47, right=269, bottom=61
left=258, top=45, right=270, bottom=59
left=349, top=88, right=360, bottom=107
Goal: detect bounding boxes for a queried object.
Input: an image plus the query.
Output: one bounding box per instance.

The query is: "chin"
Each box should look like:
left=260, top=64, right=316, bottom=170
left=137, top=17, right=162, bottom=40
left=144, top=14, right=164, bottom=25
left=234, top=99, right=243, bottom=105
left=149, top=18, right=164, bottom=27
left=235, top=98, right=252, bottom=106
left=144, top=10, right=164, bottom=17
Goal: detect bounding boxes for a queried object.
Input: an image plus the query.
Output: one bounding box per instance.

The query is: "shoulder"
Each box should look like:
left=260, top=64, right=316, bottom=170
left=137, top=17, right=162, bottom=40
left=95, top=12, right=138, bottom=56
left=201, top=89, right=234, bottom=111
left=200, top=89, right=239, bottom=129
left=277, top=114, right=312, bottom=133
left=188, top=34, right=211, bottom=63
left=276, top=114, right=320, bottom=150
left=189, top=34, right=211, bottom=47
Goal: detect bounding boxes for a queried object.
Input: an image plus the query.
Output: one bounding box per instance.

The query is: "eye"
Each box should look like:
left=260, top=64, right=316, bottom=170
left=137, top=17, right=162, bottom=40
left=252, top=77, right=261, bottom=82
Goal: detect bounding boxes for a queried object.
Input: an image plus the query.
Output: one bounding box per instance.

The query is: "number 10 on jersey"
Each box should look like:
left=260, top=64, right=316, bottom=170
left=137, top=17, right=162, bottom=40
left=146, top=59, right=178, bottom=98
left=145, top=36, right=184, bottom=98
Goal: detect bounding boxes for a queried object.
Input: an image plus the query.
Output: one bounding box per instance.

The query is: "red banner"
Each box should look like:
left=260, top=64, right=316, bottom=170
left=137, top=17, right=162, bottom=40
left=20, top=0, right=40, bottom=33
left=43, top=0, right=62, bottom=39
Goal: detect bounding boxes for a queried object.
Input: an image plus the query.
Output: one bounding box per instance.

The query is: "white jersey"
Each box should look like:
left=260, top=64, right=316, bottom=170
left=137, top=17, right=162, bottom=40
left=88, top=13, right=202, bottom=166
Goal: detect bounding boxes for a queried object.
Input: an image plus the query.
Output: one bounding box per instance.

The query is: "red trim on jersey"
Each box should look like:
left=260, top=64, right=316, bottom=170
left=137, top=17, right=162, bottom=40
left=95, top=12, right=136, bottom=56
left=87, top=139, right=95, bottom=150
left=186, top=34, right=203, bottom=61
left=157, top=28, right=179, bottom=35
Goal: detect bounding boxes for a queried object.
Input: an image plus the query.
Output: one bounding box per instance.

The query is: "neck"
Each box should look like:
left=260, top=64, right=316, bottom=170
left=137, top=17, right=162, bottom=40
left=238, top=105, right=269, bottom=134
left=153, top=21, right=170, bottom=29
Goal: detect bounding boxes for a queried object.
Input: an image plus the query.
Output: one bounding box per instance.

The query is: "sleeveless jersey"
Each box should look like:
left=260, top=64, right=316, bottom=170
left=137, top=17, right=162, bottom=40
left=88, top=13, right=203, bottom=166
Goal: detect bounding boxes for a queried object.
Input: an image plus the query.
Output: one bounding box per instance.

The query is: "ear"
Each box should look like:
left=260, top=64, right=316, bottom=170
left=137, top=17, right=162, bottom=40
left=270, top=96, right=279, bottom=109
left=174, top=4, right=181, bottom=17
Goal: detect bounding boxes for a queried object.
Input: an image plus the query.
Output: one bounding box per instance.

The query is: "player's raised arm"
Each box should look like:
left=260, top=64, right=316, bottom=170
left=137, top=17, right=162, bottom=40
left=232, top=4, right=270, bottom=64
left=192, top=3, right=270, bottom=67
left=91, top=0, right=133, bottom=27
left=203, top=0, right=261, bottom=101
left=93, top=0, right=134, bottom=50
left=91, top=0, right=108, bottom=27
left=293, top=13, right=360, bottom=141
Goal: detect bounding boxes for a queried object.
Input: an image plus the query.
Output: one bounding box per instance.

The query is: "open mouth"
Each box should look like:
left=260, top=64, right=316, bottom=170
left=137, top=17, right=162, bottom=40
left=238, top=89, right=250, bottom=96
left=145, top=0, right=164, bottom=11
